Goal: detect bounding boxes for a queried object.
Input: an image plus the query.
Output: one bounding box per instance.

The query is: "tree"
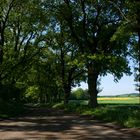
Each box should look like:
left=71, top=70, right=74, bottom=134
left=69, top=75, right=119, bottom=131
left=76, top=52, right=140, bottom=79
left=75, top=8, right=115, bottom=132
left=0, top=0, right=49, bottom=101
left=71, top=88, right=89, bottom=100
left=55, top=0, right=131, bottom=107
left=44, top=22, right=86, bottom=104
left=112, top=0, right=140, bottom=92
left=126, top=0, right=140, bottom=92
left=0, top=0, right=135, bottom=106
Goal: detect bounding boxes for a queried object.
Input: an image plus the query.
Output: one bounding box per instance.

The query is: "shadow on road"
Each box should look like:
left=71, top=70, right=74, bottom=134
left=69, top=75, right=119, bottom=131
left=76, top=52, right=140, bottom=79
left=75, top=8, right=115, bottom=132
left=0, top=107, right=139, bottom=140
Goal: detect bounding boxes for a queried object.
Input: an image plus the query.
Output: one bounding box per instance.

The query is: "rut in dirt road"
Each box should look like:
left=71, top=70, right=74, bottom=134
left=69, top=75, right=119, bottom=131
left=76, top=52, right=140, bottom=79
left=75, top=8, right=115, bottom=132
left=0, top=107, right=140, bottom=140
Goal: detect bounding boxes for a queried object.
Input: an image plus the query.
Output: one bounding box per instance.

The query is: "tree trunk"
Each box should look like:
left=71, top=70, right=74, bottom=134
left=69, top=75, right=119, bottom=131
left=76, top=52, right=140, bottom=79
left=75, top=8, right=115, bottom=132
left=87, top=63, right=98, bottom=108
left=136, top=7, right=140, bottom=101
left=64, top=84, right=71, bottom=104
left=0, top=21, right=4, bottom=64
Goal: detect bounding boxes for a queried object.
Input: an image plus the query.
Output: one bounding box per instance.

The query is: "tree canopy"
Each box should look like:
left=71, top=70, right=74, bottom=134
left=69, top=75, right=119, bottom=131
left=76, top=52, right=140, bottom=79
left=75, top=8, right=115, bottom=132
left=0, top=0, right=138, bottom=108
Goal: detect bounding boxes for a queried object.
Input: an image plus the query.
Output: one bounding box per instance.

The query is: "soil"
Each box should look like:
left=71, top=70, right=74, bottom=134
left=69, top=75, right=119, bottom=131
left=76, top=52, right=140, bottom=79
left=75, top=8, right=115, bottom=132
left=0, top=106, right=140, bottom=140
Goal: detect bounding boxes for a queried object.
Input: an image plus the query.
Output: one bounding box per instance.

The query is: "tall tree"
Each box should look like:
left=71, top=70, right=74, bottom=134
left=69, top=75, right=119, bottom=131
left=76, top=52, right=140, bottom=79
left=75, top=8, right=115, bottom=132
left=56, top=0, right=131, bottom=107
left=45, top=23, right=86, bottom=104
left=0, top=0, right=48, bottom=82
left=0, top=0, right=49, bottom=101
left=126, top=0, right=140, bottom=92
left=112, top=0, right=140, bottom=92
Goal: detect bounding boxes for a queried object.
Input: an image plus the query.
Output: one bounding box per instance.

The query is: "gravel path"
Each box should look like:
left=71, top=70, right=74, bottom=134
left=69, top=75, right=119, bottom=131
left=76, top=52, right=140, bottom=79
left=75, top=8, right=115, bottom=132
left=0, top=107, right=140, bottom=140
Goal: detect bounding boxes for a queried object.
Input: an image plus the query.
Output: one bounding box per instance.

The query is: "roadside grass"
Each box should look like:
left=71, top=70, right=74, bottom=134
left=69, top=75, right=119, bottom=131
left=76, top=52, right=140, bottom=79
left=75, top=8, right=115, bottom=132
left=1, top=96, right=139, bottom=128
left=81, top=105, right=140, bottom=128
left=52, top=101, right=140, bottom=128
left=0, top=100, right=25, bottom=119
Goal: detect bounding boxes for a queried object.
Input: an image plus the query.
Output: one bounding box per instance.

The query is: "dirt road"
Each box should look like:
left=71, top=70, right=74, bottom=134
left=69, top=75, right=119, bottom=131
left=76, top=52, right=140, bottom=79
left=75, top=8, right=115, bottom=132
left=0, top=107, right=140, bottom=140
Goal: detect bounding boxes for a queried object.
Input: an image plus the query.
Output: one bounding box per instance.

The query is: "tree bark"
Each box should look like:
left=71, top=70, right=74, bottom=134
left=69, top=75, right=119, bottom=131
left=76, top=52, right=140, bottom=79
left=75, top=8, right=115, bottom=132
left=64, top=84, right=71, bottom=104
left=136, top=5, right=140, bottom=97
left=87, top=63, right=99, bottom=108
left=0, top=21, right=4, bottom=64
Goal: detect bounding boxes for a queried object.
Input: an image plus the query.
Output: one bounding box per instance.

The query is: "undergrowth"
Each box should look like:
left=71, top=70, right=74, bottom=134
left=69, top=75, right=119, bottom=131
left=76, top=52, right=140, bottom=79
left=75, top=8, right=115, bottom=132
left=0, top=100, right=25, bottom=119
left=52, top=102, right=140, bottom=128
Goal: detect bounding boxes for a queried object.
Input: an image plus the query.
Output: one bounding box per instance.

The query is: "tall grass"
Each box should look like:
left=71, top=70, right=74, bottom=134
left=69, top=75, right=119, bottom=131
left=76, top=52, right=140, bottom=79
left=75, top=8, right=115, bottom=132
left=52, top=102, right=140, bottom=128
left=82, top=105, right=140, bottom=128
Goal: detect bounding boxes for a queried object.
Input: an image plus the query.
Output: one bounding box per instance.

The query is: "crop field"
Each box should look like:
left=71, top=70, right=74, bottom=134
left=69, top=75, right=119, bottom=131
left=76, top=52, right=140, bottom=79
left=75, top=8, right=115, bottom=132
left=98, top=97, right=140, bottom=104
left=69, top=97, right=140, bottom=105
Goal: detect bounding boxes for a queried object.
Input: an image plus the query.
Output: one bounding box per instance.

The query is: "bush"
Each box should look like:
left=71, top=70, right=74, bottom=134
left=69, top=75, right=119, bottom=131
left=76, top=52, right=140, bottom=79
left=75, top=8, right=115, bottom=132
left=0, top=100, right=25, bottom=118
left=0, top=84, right=22, bottom=102
left=70, top=88, right=89, bottom=100
left=52, top=103, right=140, bottom=128
left=81, top=106, right=140, bottom=128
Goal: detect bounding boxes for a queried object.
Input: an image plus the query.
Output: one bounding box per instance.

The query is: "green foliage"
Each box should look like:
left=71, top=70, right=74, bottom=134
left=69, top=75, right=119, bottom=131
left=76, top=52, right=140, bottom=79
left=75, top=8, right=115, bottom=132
left=52, top=102, right=80, bottom=113
left=0, top=0, right=49, bottom=87
left=52, top=102, right=65, bottom=109
left=55, top=0, right=132, bottom=107
left=25, top=86, right=40, bottom=102
left=0, top=0, right=138, bottom=108
left=0, top=84, right=22, bottom=102
left=0, top=100, right=25, bottom=118
left=71, top=88, right=89, bottom=100
left=82, top=106, right=140, bottom=128
left=125, top=110, right=140, bottom=128
left=111, top=0, right=140, bottom=91
left=51, top=102, right=140, bottom=128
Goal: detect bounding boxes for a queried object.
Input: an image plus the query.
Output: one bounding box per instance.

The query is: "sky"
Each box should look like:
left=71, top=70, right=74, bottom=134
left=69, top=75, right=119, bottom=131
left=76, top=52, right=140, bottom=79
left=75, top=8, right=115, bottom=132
left=76, top=74, right=138, bottom=96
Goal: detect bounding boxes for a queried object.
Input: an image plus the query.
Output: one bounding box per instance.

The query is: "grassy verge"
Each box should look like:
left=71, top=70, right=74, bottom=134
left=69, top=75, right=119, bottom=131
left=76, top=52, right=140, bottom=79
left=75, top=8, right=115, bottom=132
left=51, top=102, right=140, bottom=128
left=0, top=100, right=25, bottom=119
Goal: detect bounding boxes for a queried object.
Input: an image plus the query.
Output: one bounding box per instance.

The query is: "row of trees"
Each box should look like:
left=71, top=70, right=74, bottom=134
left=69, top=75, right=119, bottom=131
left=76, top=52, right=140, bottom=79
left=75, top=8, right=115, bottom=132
left=0, top=0, right=139, bottom=107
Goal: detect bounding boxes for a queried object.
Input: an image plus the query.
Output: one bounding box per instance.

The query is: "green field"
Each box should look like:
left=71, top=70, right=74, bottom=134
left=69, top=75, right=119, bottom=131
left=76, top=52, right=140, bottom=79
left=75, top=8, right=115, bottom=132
left=98, top=97, right=140, bottom=104
left=69, top=97, right=140, bottom=105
